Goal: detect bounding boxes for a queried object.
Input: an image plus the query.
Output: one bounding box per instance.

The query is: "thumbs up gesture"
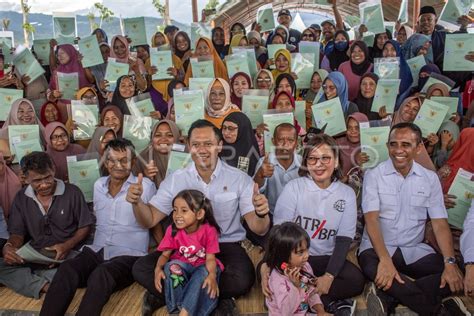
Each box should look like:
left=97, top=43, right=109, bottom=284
left=127, top=173, right=144, bottom=205
left=144, top=160, right=159, bottom=180
left=259, top=153, right=274, bottom=178
left=253, top=183, right=269, bottom=218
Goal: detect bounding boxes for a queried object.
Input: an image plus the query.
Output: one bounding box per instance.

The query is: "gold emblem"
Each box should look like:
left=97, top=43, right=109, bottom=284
left=42, top=45, right=46, bottom=50
left=25, top=149, right=32, bottom=155
left=62, top=23, right=67, bottom=28
left=132, top=24, right=137, bottom=29
left=139, top=107, right=146, bottom=113
left=22, top=60, right=27, bottom=64
left=371, top=136, right=379, bottom=144
left=235, top=66, right=240, bottom=71
left=20, top=133, right=28, bottom=140
left=200, top=68, right=205, bottom=74
left=384, top=88, right=389, bottom=94
left=457, top=42, right=464, bottom=49
left=5, top=96, right=12, bottom=102
left=184, top=103, right=192, bottom=110
left=115, top=69, right=120, bottom=74
left=252, top=103, right=259, bottom=110
left=263, top=19, right=268, bottom=23
left=429, top=110, right=437, bottom=118
left=159, top=57, right=163, bottom=62
left=65, top=83, right=70, bottom=88
left=325, top=109, right=331, bottom=116
left=80, top=170, right=87, bottom=177
left=465, top=191, right=474, bottom=199
left=86, top=43, right=91, bottom=48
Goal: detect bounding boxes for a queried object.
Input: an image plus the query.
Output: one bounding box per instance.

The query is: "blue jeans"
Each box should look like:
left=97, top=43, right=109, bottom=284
left=164, top=260, right=221, bottom=316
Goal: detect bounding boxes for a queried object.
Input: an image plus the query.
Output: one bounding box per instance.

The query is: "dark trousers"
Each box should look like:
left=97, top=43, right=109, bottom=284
left=133, top=242, right=256, bottom=300
left=358, top=248, right=451, bottom=316
left=308, top=255, right=365, bottom=307
left=40, top=247, right=139, bottom=316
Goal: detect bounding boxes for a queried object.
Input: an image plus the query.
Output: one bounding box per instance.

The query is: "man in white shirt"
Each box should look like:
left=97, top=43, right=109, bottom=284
left=128, top=120, right=270, bottom=316
left=461, top=200, right=474, bottom=298
left=40, top=138, right=156, bottom=316
left=358, top=122, right=466, bottom=316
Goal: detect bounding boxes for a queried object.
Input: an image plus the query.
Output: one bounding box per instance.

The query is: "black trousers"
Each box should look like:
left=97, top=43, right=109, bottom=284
left=308, top=255, right=366, bottom=307
left=133, top=242, right=256, bottom=300
left=40, top=247, right=139, bottom=316
left=358, top=248, right=451, bottom=316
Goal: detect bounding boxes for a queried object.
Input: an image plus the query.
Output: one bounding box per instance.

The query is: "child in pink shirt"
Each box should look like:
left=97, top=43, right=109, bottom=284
left=154, top=190, right=223, bottom=316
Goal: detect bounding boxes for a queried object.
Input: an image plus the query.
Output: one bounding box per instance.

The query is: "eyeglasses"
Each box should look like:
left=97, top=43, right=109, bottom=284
left=322, top=84, right=336, bottom=91
left=106, top=157, right=130, bottom=166
left=82, top=95, right=97, bottom=101
left=50, top=133, right=68, bottom=141
left=306, top=156, right=332, bottom=165
left=44, top=215, right=52, bottom=236
left=302, top=33, right=314, bottom=38
left=257, top=78, right=272, bottom=83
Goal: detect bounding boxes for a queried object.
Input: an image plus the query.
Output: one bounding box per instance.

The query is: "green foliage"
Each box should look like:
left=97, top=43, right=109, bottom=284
left=94, top=2, right=115, bottom=24
left=152, top=0, right=166, bottom=16
left=205, top=0, right=219, bottom=10
left=22, top=23, right=35, bottom=34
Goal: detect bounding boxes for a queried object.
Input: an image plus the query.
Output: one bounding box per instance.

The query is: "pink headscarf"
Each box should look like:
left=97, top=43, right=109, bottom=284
left=49, top=44, right=90, bottom=90
left=0, top=98, right=45, bottom=142
left=110, top=35, right=146, bottom=73
left=0, top=153, right=22, bottom=218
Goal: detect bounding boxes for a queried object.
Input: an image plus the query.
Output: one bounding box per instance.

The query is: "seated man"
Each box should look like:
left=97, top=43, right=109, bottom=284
left=0, top=152, right=93, bottom=299
left=358, top=122, right=467, bottom=315
left=128, top=120, right=270, bottom=315
left=40, top=139, right=156, bottom=316
left=461, top=200, right=474, bottom=298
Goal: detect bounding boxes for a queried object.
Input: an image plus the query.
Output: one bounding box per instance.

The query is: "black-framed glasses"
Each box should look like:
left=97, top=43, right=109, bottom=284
left=306, top=156, right=332, bottom=165
left=50, top=133, right=68, bottom=141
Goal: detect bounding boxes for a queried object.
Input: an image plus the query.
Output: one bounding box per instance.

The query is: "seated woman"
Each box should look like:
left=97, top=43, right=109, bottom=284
left=395, top=24, right=413, bottom=46
left=253, top=69, right=274, bottom=103
left=45, top=122, right=86, bottom=181
left=230, top=72, right=252, bottom=109
left=431, top=121, right=460, bottom=169
left=274, top=73, right=298, bottom=100
left=261, top=134, right=365, bottom=314
left=204, top=78, right=240, bottom=128
left=271, top=49, right=292, bottom=80
left=100, top=105, right=123, bottom=137
left=151, top=31, right=168, bottom=48
left=228, top=34, right=249, bottom=54
left=319, top=71, right=359, bottom=118
left=110, top=75, right=138, bottom=115
left=304, top=70, right=329, bottom=129
left=135, top=44, right=150, bottom=65
left=40, top=101, right=62, bottom=127
left=220, top=112, right=260, bottom=176
left=402, top=33, right=432, bottom=63
left=353, top=73, right=389, bottom=122
left=184, top=37, right=229, bottom=85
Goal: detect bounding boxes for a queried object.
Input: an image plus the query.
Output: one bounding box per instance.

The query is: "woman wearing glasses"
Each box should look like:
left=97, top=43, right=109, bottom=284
left=261, top=134, right=365, bottom=315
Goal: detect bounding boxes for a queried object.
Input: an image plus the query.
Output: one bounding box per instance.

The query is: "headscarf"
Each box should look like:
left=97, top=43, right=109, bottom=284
left=274, top=73, right=297, bottom=99
left=271, top=91, right=302, bottom=133
left=0, top=153, right=22, bottom=218
left=133, top=120, right=180, bottom=187
left=167, top=79, right=185, bottom=99
left=0, top=98, right=45, bottom=141
left=319, top=71, right=350, bottom=114
left=433, top=120, right=460, bottom=168
left=76, top=86, right=98, bottom=100
left=304, top=69, right=329, bottom=103
left=354, top=73, right=381, bottom=120
left=417, top=64, right=441, bottom=92
left=271, top=25, right=296, bottom=52
left=173, top=31, right=192, bottom=71
left=398, top=25, right=413, bottom=41
left=205, top=78, right=239, bottom=118
left=254, top=69, right=275, bottom=102
left=49, top=44, right=90, bottom=90
left=382, top=40, right=413, bottom=96
left=212, top=27, right=227, bottom=59
left=92, top=28, right=108, bottom=44
left=229, top=22, right=246, bottom=44
left=45, top=122, right=85, bottom=181
left=110, top=35, right=146, bottom=74
left=402, top=33, right=433, bottom=64
left=426, top=83, right=450, bottom=98
left=100, top=105, right=123, bottom=136
left=326, top=30, right=350, bottom=71
left=392, top=96, right=421, bottom=125
left=151, top=31, right=168, bottom=48
left=111, top=75, right=137, bottom=115
left=184, top=37, right=229, bottom=85
left=220, top=112, right=260, bottom=176
left=247, top=31, right=267, bottom=59
left=349, top=41, right=372, bottom=76
left=370, top=29, right=393, bottom=61
left=230, top=72, right=252, bottom=109
left=271, top=48, right=292, bottom=79
left=39, top=101, right=62, bottom=126
left=441, top=128, right=474, bottom=193
left=336, top=112, right=369, bottom=176
left=86, top=127, right=116, bottom=155
left=228, top=34, right=247, bottom=55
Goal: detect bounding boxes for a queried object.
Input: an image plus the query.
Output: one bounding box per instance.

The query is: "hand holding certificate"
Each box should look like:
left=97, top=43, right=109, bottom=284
left=13, top=48, right=45, bottom=84
left=359, top=1, right=385, bottom=35
left=67, top=158, right=100, bottom=202
left=8, top=125, right=40, bottom=163
left=53, top=15, right=76, bottom=45
left=123, top=17, right=147, bottom=46
left=413, top=99, right=449, bottom=137
left=263, top=111, right=294, bottom=153
left=104, top=59, right=130, bottom=91
left=443, top=33, right=474, bottom=72
left=150, top=50, right=174, bottom=80
left=166, top=150, right=192, bottom=177
left=256, top=4, right=275, bottom=33
left=70, top=101, right=98, bottom=140
left=360, top=126, right=390, bottom=169
left=32, top=39, right=52, bottom=66
left=371, top=79, right=401, bottom=113
left=430, top=96, right=459, bottom=122
left=122, top=115, right=153, bottom=153
left=174, top=89, right=205, bottom=135
left=127, top=96, right=155, bottom=117
left=311, top=98, right=346, bottom=136
left=190, top=58, right=215, bottom=78
left=447, top=168, right=474, bottom=229
left=78, top=35, right=104, bottom=68
left=291, top=53, right=314, bottom=90
left=57, top=72, right=79, bottom=100
left=241, top=90, right=269, bottom=128
left=406, top=55, right=426, bottom=87
left=0, top=88, right=23, bottom=121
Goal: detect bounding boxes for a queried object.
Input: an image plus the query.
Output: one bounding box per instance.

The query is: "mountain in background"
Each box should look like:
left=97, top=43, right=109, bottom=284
left=0, top=11, right=190, bottom=45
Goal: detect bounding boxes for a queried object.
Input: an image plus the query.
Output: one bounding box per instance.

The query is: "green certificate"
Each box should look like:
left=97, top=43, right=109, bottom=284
left=104, top=59, right=130, bottom=91
left=190, top=22, right=213, bottom=50
left=406, top=55, right=426, bottom=87
left=345, top=15, right=361, bottom=27
left=398, top=0, right=409, bottom=24
left=32, top=39, right=52, bottom=66
left=360, top=126, right=390, bottom=169
left=371, top=79, right=401, bottom=113
left=57, top=72, right=79, bottom=100
left=226, top=54, right=251, bottom=79
left=0, top=36, right=13, bottom=65
left=166, top=151, right=192, bottom=177
left=447, top=168, right=474, bottom=229
left=78, top=35, right=103, bottom=68
left=291, top=53, right=314, bottom=89
left=267, top=44, right=287, bottom=69
left=13, top=139, right=43, bottom=164
left=444, top=34, right=474, bottom=72
left=263, top=112, right=294, bottom=153
left=123, top=17, right=147, bottom=46
left=360, top=2, right=385, bottom=35
left=421, top=77, right=451, bottom=94
left=128, top=98, right=155, bottom=117
left=298, top=41, right=320, bottom=70
left=8, top=125, right=40, bottom=163
left=374, top=58, right=399, bottom=80
left=150, top=50, right=173, bottom=81
left=71, top=102, right=98, bottom=140
left=189, top=78, right=214, bottom=93
left=0, top=88, right=23, bottom=121
left=241, top=94, right=269, bottom=128
left=413, top=99, right=449, bottom=137
left=440, top=0, right=471, bottom=25
left=53, top=16, right=76, bottom=45
left=122, top=115, right=153, bottom=153
left=174, top=90, right=205, bottom=136
left=295, top=101, right=307, bottom=131
left=232, top=47, right=259, bottom=78
left=311, top=98, right=346, bottom=136
left=67, top=158, right=100, bottom=202
left=191, top=59, right=215, bottom=78
left=430, top=96, right=459, bottom=122
left=362, top=33, right=375, bottom=48
left=13, top=48, right=45, bottom=84
left=256, top=4, right=275, bottom=32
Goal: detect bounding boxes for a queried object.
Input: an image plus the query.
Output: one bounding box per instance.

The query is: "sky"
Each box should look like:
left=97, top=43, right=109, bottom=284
left=0, top=0, right=209, bottom=24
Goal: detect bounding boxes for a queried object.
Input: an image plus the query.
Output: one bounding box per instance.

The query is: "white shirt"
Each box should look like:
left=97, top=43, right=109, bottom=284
left=360, top=159, right=447, bottom=264
left=461, top=200, right=474, bottom=262
left=254, top=152, right=302, bottom=213
left=86, top=174, right=156, bottom=260
left=274, top=177, right=357, bottom=256
left=149, top=159, right=255, bottom=243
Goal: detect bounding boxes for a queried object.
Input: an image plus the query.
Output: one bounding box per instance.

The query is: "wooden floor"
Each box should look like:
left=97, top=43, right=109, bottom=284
left=0, top=243, right=473, bottom=315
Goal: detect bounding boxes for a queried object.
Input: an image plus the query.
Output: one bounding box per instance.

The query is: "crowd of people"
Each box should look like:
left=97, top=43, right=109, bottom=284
left=0, top=2, right=473, bottom=316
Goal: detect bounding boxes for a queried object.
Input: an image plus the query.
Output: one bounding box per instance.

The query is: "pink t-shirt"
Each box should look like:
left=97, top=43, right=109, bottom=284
left=338, top=61, right=373, bottom=101
left=158, top=223, right=224, bottom=271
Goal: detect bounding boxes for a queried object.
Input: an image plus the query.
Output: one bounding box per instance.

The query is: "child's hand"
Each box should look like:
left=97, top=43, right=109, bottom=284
left=154, top=266, right=166, bottom=293
left=284, top=267, right=301, bottom=287
left=202, top=274, right=219, bottom=299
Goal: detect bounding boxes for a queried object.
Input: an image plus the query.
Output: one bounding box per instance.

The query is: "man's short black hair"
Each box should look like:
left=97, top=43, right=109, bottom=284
left=164, top=25, right=179, bottom=35
left=188, top=119, right=222, bottom=142
left=390, top=122, right=423, bottom=144
left=273, top=122, right=297, bottom=139
left=105, top=138, right=136, bottom=160
left=21, top=152, right=55, bottom=176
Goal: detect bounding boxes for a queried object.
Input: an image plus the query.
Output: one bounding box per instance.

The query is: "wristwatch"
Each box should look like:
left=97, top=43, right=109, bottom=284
left=444, top=256, right=457, bottom=264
